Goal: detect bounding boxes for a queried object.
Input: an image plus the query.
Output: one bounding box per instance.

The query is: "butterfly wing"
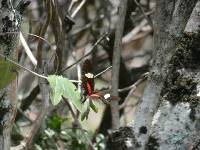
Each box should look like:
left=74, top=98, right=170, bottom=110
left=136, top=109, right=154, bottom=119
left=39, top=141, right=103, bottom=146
left=81, top=59, right=94, bottom=102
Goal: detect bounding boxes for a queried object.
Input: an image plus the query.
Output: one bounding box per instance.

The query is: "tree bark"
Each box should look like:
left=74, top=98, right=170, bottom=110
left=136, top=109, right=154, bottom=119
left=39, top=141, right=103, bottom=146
left=109, top=1, right=200, bottom=150
left=0, top=0, right=28, bottom=149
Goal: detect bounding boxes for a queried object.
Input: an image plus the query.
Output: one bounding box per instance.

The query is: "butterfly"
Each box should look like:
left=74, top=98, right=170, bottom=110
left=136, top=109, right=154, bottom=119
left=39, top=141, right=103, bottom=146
left=81, top=59, right=112, bottom=104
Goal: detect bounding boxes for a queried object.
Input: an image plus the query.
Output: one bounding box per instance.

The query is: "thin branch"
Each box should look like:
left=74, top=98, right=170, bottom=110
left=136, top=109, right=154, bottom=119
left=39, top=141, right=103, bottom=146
left=0, top=32, right=53, bottom=48
left=74, top=54, right=82, bottom=92
left=118, top=72, right=149, bottom=92
left=0, top=53, right=81, bottom=83
left=134, top=0, right=153, bottom=29
left=119, top=73, right=149, bottom=109
left=37, top=0, right=53, bottom=67
left=110, top=0, right=128, bottom=129
left=51, top=0, right=65, bottom=72
left=61, top=32, right=109, bottom=73
left=63, top=97, right=76, bottom=120
left=23, top=32, right=52, bottom=47
left=70, top=15, right=105, bottom=36
left=16, top=85, right=40, bottom=121
left=71, top=0, right=86, bottom=18
left=122, top=19, right=149, bottom=44
left=0, top=53, right=47, bottom=79
left=11, top=142, right=26, bottom=150
left=94, top=66, right=112, bottom=78
left=25, top=69, right=50, bottom=149
left=17, top=108, right=33, bottom=123
left=26, top=0, right=53, bottom=147
left=20, top=32, right=37, bottom=66
left=69, top=80, right=81, bottom=83
left=0, top=31, right=53, bottom=67
left=68, top=0, right=76, bottom=12
left=63, top=97, right=95, bottom=150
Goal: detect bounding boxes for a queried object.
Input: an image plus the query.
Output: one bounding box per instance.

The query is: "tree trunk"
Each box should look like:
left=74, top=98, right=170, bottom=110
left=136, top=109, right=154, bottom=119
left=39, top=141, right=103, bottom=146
left=109, top=1, right=200, bottom=150
left=0, top=0, right=25, bottom=149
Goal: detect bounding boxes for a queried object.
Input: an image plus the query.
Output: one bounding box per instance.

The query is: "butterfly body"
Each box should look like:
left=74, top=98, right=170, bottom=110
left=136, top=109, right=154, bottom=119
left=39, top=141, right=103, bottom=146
left=81, top=59, right=112, bottom=104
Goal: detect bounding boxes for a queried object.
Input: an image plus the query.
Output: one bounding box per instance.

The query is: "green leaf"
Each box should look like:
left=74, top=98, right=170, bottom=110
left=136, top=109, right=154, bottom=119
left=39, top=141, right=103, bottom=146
left=47, top=115, right=63, bottom=132
left=81, top=106, right=90, bottom=121
left=47, top=75, right=84, bottom=113
left=89, top=101, right=98, bottom=113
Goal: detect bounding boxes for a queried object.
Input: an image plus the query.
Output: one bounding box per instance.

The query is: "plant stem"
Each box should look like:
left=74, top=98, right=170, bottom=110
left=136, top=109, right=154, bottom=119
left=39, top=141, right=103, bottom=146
left=110, top=0, right=128, bottom=129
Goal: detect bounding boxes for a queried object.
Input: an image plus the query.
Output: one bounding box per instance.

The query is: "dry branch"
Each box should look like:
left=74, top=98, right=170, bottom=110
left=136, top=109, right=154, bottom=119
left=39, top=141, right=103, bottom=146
left=110, top=0, right=128, bottom=129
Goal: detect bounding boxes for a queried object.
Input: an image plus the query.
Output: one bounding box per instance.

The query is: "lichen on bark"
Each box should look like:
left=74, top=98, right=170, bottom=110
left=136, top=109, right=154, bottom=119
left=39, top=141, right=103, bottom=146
left=0, top=0, right=22, bottom=90
left=0, top=0, right=23, bottom=149
left=146, top=136, right=159, bottom=150
left=161, top=33, right=200, bottom=111
left=149, top=32, right=200, bottom=150
left=108, top=126, right=140, bottom=150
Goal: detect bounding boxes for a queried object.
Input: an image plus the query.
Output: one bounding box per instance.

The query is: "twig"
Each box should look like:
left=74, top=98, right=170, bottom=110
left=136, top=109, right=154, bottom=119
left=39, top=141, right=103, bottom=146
left=37, top=0, right=53, bottom=67
left=118, top=72, right=149, bottom=92
left=22, top=32, right=52, bottom=47
left=0, top=31, right=53, bottom=48
left=11, top=141, right=26, bottom=150
left=119, top=73, right=149, bottom=109
left=69, top=80, right=82, bottom=83
left=48, top=49, right=59, bottom=74
left=134, top=0, right=153, bottom=29
left=51, top=0, right=66, bottom=72
left=26, top=0, right=53, bottom=147
left=17, top=108, right=33, bottom=123
left=68, top=0, right=76, bottom=12
left=122, top=19, right=148, bottom=44
left=70, top=15, right=105, bottom=36
left=0, top=53, right=81, bottom=83
left=0, top=53, right=47, bottom=79
left=26, top=68, right=50, bottom=149
left=110, top=0, right=128, bottom=129
left=71, top=0, right=86, bottom=18
left=20, top=32, right=37, bottom=66
left=63, top=97, right=95, bottom=150
left=8, top=30, right=60, bottom=79
left=16, top=85, right=40, bottom=121
left=61, top=32, right=108, bottom=73
left=63, top=97, right=76, bottom=120
left=131, top=9, right=154, bottom=22
left=73, top=53, right=82, bottom=92
left=94, top=66, right=112, bottom=78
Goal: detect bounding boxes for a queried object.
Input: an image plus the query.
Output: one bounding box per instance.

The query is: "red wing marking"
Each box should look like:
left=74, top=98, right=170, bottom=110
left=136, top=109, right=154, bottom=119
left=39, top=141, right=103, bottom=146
left=88, top=92, right=109, bottom=104
left=86, top=82, right=93, bottom=95
left=81, top=59, right=114, bottom=105
left=89, top=93, right=102, bottom=99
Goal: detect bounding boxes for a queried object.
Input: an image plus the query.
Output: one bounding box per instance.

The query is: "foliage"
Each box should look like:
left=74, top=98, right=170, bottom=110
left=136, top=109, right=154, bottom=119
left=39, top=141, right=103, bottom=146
left=34, top=114, right=106, bottom=150
left=2, top=0, right=156, bottom=149
left=47, top=75, right=84, bottom=112
left=47, top=75, right=99, bottom=120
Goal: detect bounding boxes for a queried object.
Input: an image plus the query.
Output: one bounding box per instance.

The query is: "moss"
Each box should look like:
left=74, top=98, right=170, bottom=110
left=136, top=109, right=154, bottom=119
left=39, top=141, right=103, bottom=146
left=188, top=96, right=199, bottom=121
left=1, top=0, right=8, bottom=8
left=0, top=8, right=22, bottom=57
left=109, top=127, right=141, bottom=149
left=146, top=136, right=159, bottom=150
left=161, top=70, right=197, bottom=105
left=0, top=95, right=12, bottom=131
left=161, top=33, right=200, bottom=106
left=171, top=33, right=200, bottom=69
